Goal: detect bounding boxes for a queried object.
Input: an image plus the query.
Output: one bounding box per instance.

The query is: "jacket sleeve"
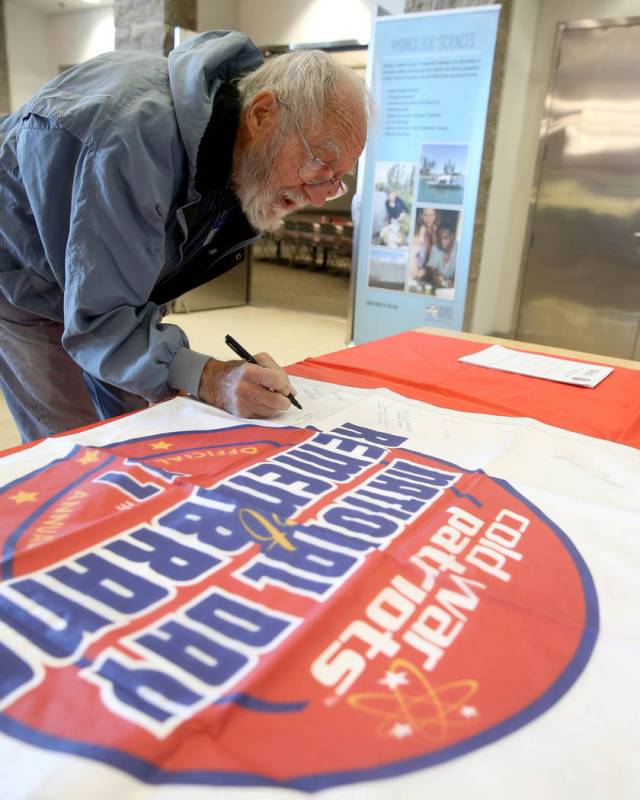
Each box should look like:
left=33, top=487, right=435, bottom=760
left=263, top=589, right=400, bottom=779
left=18, top=117, right=196, bottom=402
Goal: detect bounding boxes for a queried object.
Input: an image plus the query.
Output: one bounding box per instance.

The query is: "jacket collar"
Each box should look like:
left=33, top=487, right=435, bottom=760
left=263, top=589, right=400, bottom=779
left=194, top=81, right=241, bottom=197
left=168, top=31, right=263, bottom=199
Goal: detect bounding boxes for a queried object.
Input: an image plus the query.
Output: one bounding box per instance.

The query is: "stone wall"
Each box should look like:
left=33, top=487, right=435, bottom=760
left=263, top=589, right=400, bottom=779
left=114, top=0, right=196, bottom=55
left=403, top=0, right=513, bottom=330
left=0, top=0, right=10, bottom=115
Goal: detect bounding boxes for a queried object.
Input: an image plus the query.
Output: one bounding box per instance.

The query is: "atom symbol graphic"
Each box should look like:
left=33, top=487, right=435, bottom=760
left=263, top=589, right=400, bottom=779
left=347, top=659, right=479, bottom=740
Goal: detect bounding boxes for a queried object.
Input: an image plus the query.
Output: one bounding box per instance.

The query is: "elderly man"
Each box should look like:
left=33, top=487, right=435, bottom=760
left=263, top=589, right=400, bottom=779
left=0, top=30, right=369, bottom=443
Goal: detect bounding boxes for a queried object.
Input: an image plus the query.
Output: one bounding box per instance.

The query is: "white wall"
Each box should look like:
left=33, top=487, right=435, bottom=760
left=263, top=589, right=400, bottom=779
left=4, top=0, right=49, bottom=110
left=235, top=0, right=372, bottom=46
left=48, top=7, right=114, bottom=73
left=4, top=2, right=114, bottom=111
left=198, top=0, right=373, bottom=43
left=472, top=0, right=640, bottom=336
left=198, top=0, right=236, bottom=32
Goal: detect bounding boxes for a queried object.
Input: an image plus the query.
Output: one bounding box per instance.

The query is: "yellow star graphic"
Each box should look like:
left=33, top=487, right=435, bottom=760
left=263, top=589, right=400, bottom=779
left=8, top=490, right=39, bottom=504
left=76, top=450, right=101, bottom=465
left=150, top=440, right=173, bottom=451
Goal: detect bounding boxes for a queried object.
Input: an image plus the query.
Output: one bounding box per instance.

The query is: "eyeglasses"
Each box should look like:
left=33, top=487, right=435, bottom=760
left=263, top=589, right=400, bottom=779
left=278, top=99, right=349, bottom=201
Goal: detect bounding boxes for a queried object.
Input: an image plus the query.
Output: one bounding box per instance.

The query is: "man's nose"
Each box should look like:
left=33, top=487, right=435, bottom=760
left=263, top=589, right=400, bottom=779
left=302, top=182, right=333, bottom=207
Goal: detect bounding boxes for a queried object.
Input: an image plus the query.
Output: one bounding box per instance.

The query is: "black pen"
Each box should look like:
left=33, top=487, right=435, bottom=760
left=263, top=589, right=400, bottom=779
left=225, top=334, right=303, bottom=410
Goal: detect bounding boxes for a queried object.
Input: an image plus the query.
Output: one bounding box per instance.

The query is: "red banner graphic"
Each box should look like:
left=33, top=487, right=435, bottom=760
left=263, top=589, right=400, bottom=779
left=0, top=422, right=598, bottom=790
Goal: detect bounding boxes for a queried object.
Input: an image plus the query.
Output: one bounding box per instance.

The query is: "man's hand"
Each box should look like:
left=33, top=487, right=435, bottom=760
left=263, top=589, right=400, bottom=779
left=197, top=354, right=297, bottom=418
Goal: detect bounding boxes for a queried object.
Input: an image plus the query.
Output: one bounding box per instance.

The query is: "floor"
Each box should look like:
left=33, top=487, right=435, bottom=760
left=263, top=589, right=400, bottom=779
left=250, top=257, right=351, bottom=318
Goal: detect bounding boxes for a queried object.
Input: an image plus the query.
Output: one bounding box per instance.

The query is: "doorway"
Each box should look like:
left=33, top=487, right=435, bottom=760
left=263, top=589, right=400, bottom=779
left=515, top=18, right=640, bottom=360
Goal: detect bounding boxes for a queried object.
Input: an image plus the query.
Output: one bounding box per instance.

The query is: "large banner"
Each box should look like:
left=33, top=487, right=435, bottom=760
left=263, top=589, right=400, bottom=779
left=0, top=380, right=639, bottom=798
left=352, top=6, right=500, bottom=342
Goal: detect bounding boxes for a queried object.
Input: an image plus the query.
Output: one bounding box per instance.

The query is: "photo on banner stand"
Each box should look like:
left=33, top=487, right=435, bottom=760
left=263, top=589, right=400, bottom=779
left=418, top=142, right=469, bottom=206
left=408, top=207, right=462, bottom=298
left=366, top=160, right=415, bottom=292
left=370, top=160, right=414, bottom=250
left=367, top=246, right=409, bottom=292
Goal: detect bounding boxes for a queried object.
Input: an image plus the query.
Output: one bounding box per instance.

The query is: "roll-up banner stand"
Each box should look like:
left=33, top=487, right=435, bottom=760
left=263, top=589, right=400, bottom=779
left=351, top=5, right=501, bottom=343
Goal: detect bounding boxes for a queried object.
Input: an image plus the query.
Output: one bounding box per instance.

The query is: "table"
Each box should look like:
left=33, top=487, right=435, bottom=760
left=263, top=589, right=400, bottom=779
left=0, top=330, right=638, bottom=800
left=290, top=328, right=640, bottom=446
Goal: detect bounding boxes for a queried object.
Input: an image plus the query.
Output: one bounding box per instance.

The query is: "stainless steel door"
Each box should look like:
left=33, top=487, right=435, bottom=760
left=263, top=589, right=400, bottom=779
left=515, top=19, right=640, bottom=360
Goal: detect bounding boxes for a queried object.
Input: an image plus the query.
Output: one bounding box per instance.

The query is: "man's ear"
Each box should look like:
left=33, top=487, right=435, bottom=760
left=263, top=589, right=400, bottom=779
left=245, top=90, right=279, bottom=140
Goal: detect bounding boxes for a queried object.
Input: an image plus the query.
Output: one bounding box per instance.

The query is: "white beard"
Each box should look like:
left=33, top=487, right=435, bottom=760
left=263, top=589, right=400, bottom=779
left=232, top=137, right=307, bottom=232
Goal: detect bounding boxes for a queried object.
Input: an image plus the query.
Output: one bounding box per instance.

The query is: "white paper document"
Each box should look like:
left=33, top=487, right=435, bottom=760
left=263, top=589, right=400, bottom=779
left=459, top=344, right=613, bottom=388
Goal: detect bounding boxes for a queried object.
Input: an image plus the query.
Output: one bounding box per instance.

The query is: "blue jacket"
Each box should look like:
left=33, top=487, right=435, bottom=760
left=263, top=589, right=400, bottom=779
left=0, top=31, right=262, bottom=401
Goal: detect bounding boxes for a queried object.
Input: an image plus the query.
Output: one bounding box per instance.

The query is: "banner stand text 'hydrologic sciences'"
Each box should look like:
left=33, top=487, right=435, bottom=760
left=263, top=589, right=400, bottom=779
left=352, top=5, right=500, bottom=343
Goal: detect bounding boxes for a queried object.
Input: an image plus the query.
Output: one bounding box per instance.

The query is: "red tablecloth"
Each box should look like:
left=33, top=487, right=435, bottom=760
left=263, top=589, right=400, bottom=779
left=290, top=331, right=640, bottom=447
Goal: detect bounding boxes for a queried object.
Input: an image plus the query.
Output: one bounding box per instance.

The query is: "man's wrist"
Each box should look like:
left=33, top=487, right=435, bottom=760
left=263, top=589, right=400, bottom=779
left=198, top=358, right=244, bottom=408
left=168, top=347, right=211, bottom=397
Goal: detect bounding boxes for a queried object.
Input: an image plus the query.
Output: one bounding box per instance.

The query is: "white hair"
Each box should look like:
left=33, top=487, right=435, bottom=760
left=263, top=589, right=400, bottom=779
left=236, top=49, right=373, bottom=131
